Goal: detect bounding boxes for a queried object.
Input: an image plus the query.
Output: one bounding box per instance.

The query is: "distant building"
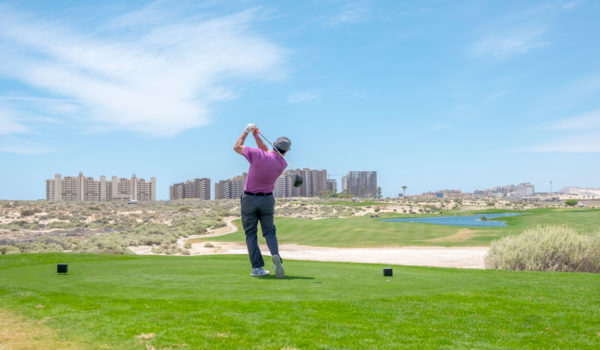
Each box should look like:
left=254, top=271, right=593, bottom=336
left=513, top=182, right=535, bottom=197
left=46, top=172, right=156, bottom=201
left=422, top=189, right=464, bottom=198
left=215, top=173, right=247, bottom=199
left=327, top=179, right=337, bottom=193
left=273, top=169, right=328, bottom=198
left=170, top=178, right=211, bottom=200
left=474, top=182, right=535, bottom=198
left=345, top=171, right=377, bottom=197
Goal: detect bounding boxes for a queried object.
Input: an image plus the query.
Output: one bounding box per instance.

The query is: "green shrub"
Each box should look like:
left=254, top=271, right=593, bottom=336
left=20, top=209, right=35, bottom=217
left=565, top=199, right=578, bottom=207
left=485, top=226, right=600, bottom=273
left=0, top=245, right=21, bottom=254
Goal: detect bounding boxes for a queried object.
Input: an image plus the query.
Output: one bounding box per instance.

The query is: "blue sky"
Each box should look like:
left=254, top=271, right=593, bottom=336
left=1, top=0, right=599, bottom=200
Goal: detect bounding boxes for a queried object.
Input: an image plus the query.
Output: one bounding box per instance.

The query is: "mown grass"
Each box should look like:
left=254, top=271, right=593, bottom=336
left=205, top=208, right=600, bottom=247
left=1, top=253, right=599, bottom=349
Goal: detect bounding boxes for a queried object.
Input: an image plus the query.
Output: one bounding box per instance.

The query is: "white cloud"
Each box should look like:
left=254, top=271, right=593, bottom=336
left=562, top=1, right=582, bottom=10
left=522, top=134, right=600, bottom=152
left=287, top=89, right=322, bottom=104
left=329, top=2, right=369, bottom=26
left=550, top=110, right=600, bottom=130
left=0, top=4, right=284, bottom=136
left=0, top=144, right=52, bottom=155
left=0, top=108, right=29, bottom=135
left=471, top=25, right=549, bottom=59
left=522, top=109, right=600, bottom=152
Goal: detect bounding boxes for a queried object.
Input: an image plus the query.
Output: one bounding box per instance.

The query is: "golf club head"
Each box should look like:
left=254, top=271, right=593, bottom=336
left=293, top=173, right=303, bottom=187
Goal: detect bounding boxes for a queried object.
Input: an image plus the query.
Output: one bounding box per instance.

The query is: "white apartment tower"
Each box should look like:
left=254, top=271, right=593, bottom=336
left=46, top=172, right=156, bottom=201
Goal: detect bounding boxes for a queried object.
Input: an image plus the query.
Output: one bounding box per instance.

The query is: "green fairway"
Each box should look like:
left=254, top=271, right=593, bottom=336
left=1, top=253, right=599, bottom=349
left=205, top=208, right=600, bottom=247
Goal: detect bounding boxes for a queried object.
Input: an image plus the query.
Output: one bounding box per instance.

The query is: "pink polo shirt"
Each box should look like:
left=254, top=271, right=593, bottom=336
left=242, top=147, right=287, bottom=193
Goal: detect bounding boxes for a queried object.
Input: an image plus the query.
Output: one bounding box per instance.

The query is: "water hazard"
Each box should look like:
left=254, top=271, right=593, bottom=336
left=381, top=213, right=522, bottom=227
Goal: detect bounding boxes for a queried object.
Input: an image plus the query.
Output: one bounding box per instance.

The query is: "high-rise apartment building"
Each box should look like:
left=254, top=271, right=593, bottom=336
left=170, top=178, right=211, bottom=200
left=327, top=179, right=337, bottom=193
left=46, top=172, right=156, bottom=201
left=344, top=171, right=377, bottom=197
left=214, top=173, right=247, bottom=199
left=273, top=169, right=328, bottom=198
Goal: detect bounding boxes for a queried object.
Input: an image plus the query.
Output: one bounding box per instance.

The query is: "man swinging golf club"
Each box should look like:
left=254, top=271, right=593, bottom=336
left=234, top=123, right=290, bottom=278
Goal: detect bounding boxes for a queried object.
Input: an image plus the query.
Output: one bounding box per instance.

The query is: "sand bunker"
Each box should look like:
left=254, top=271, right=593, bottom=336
left=129, top=217, right=489, bottom=269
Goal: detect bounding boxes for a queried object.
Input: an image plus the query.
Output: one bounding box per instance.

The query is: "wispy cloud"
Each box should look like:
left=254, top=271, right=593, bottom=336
left=471, top=24, right=550, bottom=59
left=0, top=135, right=56, bottom=154
left=0, top=3, right=285, bottom=137
left=522, top=109, right=600, bottom=152
left=522, top=134, right=600, bottom=152
left=549, top=110, right=600, bottom=130
left=0, top=108, right=29, bottom=135
left=561, top=73, right=600, bottom=103
left=0, top=144, right=53, bottom=155
left=328, top=2, right=369, bottom=26
left=468, top=2, right=570, bottom=60
left=562, top=0, right=582, bottom=10
left=287, top=89, right=322, bottom=104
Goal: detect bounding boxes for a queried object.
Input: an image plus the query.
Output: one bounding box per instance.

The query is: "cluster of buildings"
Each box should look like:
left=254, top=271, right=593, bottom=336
left=213, top=169, right=378, bottom=199
left=342, top=171, right=378, bottom=198
left=474, top=182, right=535, bottom=198
left=45, top=170, right=378, bottom=201
left=169, top=178, right=211, bottom=201
left=46, top=173, right=156, bottom=202
left=418, top=183, right=537, bottom=199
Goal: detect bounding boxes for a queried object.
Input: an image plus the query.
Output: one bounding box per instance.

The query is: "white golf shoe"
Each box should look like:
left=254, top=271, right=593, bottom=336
left=272, top=255, right=285, bottom=279
left=250, top=268, right=269, bottom=277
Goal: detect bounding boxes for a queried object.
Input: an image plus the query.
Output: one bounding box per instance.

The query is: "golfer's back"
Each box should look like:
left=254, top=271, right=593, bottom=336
left=242, top=147, right=287, bottom=194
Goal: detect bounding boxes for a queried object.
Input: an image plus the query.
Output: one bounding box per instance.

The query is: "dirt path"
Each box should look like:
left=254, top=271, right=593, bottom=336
left=128, top=217, right=239, bottom=255
left=131, top=217, right=489, bottom=269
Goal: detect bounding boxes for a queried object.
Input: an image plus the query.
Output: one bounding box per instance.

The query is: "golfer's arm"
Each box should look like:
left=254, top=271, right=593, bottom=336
left=234, top=132, right=248, bottom=155
left=254, top=132, right=269, bottom=152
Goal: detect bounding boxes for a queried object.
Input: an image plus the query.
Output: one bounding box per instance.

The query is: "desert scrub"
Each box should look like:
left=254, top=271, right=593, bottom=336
left=485, top=225, right=600, bottom=273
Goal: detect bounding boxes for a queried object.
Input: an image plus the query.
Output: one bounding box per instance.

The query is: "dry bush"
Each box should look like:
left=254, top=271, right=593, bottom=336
left=485, top=226, right=600, bottom=273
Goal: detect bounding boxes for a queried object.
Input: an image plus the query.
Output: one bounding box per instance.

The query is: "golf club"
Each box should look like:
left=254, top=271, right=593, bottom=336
left=255, top=130, right=303, bottom=187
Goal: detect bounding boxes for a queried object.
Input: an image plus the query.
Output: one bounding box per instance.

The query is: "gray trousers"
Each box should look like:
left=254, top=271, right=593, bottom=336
left=241, top=193, right=280, bottom=268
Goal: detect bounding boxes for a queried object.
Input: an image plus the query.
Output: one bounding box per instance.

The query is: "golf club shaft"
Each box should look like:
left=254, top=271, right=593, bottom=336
left=256, top=130, right=303, bottom=188
left=257, top=132, right=286, bottom=162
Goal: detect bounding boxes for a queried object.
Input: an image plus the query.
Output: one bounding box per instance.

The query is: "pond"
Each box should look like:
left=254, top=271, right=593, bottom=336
left=380, top=213, right=523, bottom=227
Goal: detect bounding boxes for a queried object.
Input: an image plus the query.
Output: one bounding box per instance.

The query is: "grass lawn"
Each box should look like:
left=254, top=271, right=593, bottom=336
left=1, top=253, right=599, bottom=349
left=204, top=208, right=600, bottom=247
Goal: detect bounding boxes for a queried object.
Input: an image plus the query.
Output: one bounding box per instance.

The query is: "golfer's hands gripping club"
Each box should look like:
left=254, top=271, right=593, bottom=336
left=244, top=123, right=256, bottom=134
